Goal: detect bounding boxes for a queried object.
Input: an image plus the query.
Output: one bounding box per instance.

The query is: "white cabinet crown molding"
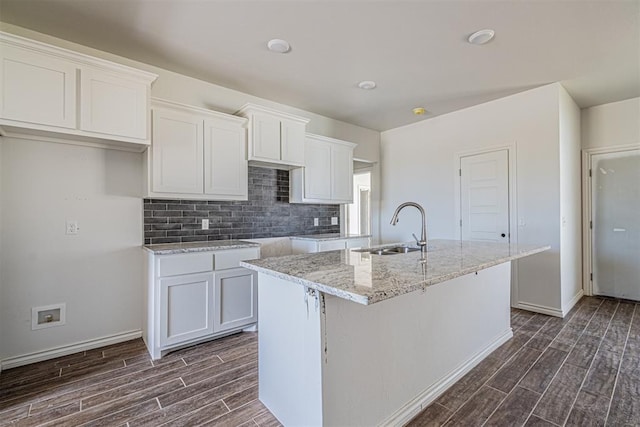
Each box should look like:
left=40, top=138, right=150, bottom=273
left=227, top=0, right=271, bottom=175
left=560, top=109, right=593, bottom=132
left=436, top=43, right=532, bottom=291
left=304, top=132, right=357, bottom=149
left=0, top=31, right=158, bottom=84
left=152, top=98, right=248, bottom=127
left=235, top=103, right=310, bottom=125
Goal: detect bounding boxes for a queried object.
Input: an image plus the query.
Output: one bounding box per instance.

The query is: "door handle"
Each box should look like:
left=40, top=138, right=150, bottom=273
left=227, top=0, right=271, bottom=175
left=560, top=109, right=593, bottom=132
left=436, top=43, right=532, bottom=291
left=501, top=233, right=506, bottom=238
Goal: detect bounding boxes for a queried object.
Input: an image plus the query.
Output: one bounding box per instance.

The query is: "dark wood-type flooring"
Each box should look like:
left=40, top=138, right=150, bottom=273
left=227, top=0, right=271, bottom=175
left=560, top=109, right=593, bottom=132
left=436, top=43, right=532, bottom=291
left=1, top=296, right=638, bottom=426
left=409, top=296, right=640, bottom=426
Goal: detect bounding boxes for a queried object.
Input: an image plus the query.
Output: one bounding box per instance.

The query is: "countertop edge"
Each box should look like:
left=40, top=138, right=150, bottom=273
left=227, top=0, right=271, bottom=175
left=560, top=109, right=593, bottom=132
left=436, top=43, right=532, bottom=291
left=241, top=244, right=551, bottom=306
left=143, top=241, right=261, bottom=255
left=289, top=234, right=372, bottom=242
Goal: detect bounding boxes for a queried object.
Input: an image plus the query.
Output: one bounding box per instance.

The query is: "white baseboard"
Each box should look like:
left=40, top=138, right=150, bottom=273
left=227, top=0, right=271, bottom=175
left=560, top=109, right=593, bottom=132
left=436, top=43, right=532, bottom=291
left=0, top=330, right=142, bottom=370
left=381, top=328, right=514, bottom=427
left=515, top=301, right=564, bottom=318
left=562, top=289, right=584, bottom=317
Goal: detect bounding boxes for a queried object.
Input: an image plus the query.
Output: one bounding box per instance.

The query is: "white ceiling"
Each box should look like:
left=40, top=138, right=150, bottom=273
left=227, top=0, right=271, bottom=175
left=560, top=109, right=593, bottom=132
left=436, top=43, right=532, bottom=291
left=1, top=0, right=638, bottom=131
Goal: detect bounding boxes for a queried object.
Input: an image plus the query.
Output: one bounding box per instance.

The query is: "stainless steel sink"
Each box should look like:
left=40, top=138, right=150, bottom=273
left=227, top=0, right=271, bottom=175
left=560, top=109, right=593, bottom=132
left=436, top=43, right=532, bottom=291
left=368, top=246, right=421, bottom=255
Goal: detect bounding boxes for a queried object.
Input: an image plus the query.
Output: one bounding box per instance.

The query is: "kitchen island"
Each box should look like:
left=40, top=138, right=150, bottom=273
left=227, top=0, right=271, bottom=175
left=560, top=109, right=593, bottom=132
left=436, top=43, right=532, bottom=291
left=241, top=239, right=549, bottom=426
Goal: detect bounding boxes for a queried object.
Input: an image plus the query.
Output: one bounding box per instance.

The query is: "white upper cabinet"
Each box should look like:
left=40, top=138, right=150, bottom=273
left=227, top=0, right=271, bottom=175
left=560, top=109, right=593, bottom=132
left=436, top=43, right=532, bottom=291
left=146, top=99, right=248, bottom=201
left=203, top=118, right=248, bottom=197
left=0, top=44, right=77, bottom=129
left=236, top=103, right=309, bottom=169
left=151, top=107, right=204, bottom=195
left=0, top=32, right=157, bottom=151
left=290, top=133, right=356, bottom=204
left=80, top=67, right=148, bottom=139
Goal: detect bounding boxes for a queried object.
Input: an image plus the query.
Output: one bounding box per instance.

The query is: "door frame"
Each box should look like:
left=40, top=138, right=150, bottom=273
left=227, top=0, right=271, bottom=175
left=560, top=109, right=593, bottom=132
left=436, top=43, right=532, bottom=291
left=581, top=143, right=640, bottom=296
left=454, top=143, right=519, bottom=304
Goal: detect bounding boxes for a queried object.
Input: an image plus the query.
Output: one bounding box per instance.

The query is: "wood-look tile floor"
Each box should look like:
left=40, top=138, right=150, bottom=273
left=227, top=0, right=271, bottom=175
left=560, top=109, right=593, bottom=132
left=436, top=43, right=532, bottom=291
left=1, top=296, right=638, bottom=426
left=0, top=331, right=280, bottom=426
left=408, top=296, right=640, bottom=427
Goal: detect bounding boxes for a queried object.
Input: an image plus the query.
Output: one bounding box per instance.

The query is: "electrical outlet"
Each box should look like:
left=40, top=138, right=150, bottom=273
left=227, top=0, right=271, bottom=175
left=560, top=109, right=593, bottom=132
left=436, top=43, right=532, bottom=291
left=331, top=217, right=338, bottom=225
left=202, top=219, right=209, bottom=230
left=314, top=218, right=319, bottom=227
left=65, top=220, right=79, bottom=235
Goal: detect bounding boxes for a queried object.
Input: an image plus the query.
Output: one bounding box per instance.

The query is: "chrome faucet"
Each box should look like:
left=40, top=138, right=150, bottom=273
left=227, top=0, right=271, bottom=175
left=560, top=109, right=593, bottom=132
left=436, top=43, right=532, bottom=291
left=390, top=202, right=428, bottom=253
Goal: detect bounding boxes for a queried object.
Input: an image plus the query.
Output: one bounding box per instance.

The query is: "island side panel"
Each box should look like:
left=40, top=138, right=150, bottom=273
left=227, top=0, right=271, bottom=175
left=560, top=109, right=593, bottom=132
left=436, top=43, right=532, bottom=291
left=321, top=262, right=512, bottom=426
left=257, top=273, right=324, bottom=426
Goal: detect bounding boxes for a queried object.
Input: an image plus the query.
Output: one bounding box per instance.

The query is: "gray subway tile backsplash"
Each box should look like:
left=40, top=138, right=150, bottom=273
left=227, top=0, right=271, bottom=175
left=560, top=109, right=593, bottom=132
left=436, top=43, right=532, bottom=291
left=144, top=166, right=340, bottom=244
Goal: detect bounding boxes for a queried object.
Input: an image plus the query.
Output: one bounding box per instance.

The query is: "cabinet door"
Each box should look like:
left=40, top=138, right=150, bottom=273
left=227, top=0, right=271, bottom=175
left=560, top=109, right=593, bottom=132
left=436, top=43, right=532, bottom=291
left=0, top=45, right=77, bottom=129
left=204, top=118, right=248, bottom=199
left=280, top=119, right=305, bottom=166
left=250, top=113, right=281, bottom=161
left=214, top=268, right=258, bottom=333
left=80, top=68, right=148, bottom=139
left=331, top=144, right=354, bottom=202
left=151, top=108, right=204, bottom=194
left=304, top=138, right=332, bottom=200
left=160, top=272, right=214, bottom=347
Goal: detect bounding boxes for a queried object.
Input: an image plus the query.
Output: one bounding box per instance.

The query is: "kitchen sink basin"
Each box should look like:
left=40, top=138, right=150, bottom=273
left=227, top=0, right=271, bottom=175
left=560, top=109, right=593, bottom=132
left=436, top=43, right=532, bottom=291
left=368, top=246, right=421, bottom=255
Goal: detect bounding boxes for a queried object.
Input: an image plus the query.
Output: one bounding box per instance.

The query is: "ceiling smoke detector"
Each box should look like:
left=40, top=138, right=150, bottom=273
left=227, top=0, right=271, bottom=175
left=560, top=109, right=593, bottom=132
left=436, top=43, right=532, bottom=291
left=358, top=80, right=377, bottom=90
left=467, top=29, right=495, bottom=45
left=267, top=39, right=291, bottom=53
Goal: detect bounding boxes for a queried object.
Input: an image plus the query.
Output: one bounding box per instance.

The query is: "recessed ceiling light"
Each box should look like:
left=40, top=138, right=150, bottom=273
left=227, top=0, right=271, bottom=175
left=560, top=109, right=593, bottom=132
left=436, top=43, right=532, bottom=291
left=412, top=107, right=427, bottom=115
left=467, top=29, right=495, bottom=45
left=358, top=80, right=377, bottom=90
left=267, top=39, right=291, bottom=53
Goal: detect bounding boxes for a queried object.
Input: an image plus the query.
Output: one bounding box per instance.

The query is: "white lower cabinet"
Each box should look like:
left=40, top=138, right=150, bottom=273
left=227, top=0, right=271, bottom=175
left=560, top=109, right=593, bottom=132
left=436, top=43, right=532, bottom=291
left=214, top=267, right=258, bottom=333
left=144, top=246, right=260, bottom=359
left=160, top=272, right=214, bottom=347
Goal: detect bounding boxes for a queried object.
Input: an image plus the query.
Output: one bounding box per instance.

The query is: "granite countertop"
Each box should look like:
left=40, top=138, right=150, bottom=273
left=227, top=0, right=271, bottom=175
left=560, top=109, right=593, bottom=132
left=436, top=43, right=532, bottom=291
left=143, top=240, right=260, bottom=255
left=289, top=233, right=372, bottom=241
left=241, top=239, right=550, bottom=305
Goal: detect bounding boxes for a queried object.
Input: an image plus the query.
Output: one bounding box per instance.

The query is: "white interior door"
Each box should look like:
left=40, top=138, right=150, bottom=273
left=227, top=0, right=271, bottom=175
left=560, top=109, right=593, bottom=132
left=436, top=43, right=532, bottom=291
left=460, top=150, right=509, bottom=241
left=591, top=149, right=640, bottom=301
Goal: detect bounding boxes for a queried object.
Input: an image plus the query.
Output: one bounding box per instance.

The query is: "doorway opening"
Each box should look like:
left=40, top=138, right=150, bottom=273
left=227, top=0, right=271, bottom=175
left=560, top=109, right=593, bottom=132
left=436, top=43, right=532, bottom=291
left=346, top=170, right=371, bottom=235
left=584, top=146, right=640, bottom=301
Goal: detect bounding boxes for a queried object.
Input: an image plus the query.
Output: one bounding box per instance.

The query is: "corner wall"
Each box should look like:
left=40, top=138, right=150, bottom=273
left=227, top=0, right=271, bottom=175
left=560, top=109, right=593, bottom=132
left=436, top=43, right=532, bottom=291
left=380, top=84, right=563, bottom=314
left=558, top=86, right=583, bottom=313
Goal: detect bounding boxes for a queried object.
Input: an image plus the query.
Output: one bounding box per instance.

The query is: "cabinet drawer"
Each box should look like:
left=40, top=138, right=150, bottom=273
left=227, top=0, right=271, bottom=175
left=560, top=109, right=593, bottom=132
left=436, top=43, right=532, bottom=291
left=214, top=248, right=260, bottom=270
left=158, top=253, right=213, bottom=277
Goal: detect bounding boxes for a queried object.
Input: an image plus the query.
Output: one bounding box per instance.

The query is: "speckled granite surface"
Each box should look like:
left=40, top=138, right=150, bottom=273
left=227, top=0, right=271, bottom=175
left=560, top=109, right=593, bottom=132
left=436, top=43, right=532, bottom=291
left=241, top=239, right=550, bottom=305
left=289, top=233, right=371, bottom=241
left=143, top=240, right=260, bottom=255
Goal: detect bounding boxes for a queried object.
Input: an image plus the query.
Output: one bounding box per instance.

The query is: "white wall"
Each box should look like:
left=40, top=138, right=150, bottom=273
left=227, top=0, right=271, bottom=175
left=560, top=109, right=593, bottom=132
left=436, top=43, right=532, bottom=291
left=558, top=86, right=583, bottom=311
left=0, top=138, right=143, bottom=360
left=581, top=97, right=640, bottom=149
left=0, top=23, right=381, bottom=362
left=381, top=84, right=565, bottom=313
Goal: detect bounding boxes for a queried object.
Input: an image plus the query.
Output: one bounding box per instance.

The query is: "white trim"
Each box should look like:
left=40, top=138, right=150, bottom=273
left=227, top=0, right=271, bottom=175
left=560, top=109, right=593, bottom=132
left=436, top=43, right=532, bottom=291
left=0, top=330, right=142, bottom=370
left=381, top=328, right=514, bottom=427
left=151, top=98, right=248, bottom=126
left=514, top=301, right=563, bottom=318
left=562, top=289, right=584, bottom=316
left=453, top=143, right=519, bottom=304
left=581, top=143, right=640, bottom=297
